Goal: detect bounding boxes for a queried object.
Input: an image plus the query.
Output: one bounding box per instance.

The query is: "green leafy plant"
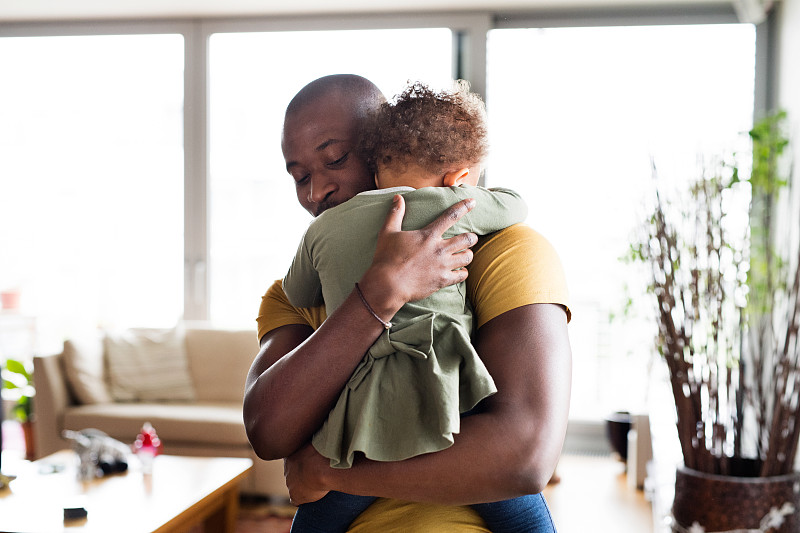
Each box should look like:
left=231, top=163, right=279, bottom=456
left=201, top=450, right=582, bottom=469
left=2, top=358, right=34, bottom=423
left=630, top=110, right=797, bottom=476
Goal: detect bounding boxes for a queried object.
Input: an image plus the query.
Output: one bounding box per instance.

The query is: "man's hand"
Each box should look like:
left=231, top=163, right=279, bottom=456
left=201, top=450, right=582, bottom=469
left=284, top=443, right=331, bottom=506
left=360, top=195, right=478, bottom=318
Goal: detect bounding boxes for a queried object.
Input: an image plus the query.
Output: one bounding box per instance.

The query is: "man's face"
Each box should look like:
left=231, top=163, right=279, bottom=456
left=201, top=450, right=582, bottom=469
left=282, top=95, right=375, bottom=217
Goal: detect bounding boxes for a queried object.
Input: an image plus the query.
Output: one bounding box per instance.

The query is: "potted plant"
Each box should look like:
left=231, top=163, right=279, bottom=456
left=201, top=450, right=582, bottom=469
left=629, top=111, right=798, bottom=532
left=1, top=358, right=35, bottom=460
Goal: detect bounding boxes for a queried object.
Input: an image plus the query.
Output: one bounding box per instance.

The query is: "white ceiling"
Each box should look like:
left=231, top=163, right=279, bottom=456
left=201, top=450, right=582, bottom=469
left=0, top=0, right=735, bottom=23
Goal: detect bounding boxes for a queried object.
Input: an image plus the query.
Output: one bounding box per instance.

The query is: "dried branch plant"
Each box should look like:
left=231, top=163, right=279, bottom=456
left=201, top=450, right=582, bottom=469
left=631, top=111, right=797, bottom=476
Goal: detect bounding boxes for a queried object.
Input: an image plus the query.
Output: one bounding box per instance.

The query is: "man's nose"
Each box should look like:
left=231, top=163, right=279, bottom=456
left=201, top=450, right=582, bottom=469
left=307, top=173, right=336, bottom=204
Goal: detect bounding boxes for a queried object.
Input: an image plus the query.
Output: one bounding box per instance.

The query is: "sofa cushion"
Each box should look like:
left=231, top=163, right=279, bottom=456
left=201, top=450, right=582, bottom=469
left=184, top=328, right=257, bottom=403
left=62, top=333, right=112, bottom=404
left=63, top=401, right=249, bottom=447
left=105, top=326, right=195, bottom=402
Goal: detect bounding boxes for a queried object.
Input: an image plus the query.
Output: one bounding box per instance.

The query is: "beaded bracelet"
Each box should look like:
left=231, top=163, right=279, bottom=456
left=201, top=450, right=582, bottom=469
left=354, top=282, right=392, bottom=330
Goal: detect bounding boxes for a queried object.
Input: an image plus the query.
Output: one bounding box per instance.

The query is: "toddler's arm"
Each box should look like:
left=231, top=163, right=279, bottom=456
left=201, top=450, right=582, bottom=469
left=458, top=185, right=528, bottom=235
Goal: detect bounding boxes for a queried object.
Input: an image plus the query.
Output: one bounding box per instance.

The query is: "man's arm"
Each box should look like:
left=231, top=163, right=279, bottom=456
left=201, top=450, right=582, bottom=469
left=285, top=303, right=572, bottom=505
left=244, top=196, right=479, bottom=460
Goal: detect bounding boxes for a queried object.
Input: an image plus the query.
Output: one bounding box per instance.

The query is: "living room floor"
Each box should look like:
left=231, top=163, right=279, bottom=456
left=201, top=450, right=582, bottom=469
left=543, top=452, right=654, bottom=533
left=2, top=421, right=654, bottom=532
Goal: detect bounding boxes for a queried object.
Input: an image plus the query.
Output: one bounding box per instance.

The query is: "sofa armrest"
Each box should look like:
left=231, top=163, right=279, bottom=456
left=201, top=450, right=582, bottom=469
left=33, top=352, right=73, bottom=458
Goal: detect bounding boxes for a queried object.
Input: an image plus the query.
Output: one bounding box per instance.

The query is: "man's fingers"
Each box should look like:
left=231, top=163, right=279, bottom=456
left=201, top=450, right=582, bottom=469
left=380, top=195, right=406, bottom=235
left=427, top=198, right=476, bottom=237
left=448, top=267, right=469, bottom=285
left=452, top=248, right=474, bottom=270
left=444, top=231, right=478, bottom=254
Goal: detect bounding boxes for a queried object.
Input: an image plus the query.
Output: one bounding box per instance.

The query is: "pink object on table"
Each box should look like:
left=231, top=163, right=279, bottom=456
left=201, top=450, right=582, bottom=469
left=132, top=422, right=162, bottom=473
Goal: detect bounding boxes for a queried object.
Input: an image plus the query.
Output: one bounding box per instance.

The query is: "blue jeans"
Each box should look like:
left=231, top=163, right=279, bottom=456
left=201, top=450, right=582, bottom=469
left=290, top=491, right=557, bottom=533
left=290, top=491, right=377, bottom=533
left=473, top=493, right=557, bottom=533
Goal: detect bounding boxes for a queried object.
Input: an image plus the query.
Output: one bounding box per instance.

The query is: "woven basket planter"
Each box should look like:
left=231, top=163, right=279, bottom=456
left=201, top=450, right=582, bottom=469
left=672, top=465, right=800, bottom=532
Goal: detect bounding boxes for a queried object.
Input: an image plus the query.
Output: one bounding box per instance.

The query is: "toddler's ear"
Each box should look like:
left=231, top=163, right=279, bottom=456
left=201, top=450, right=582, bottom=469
left=443, top=168, right=470, bottom=187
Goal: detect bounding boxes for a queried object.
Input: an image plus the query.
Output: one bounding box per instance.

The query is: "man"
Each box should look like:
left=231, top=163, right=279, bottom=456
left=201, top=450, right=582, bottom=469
left=244, top=74, right=572, bottom=531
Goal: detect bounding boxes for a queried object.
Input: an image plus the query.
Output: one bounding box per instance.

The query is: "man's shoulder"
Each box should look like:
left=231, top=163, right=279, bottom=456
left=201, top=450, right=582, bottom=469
left=467, top=223, right=570, bottom=326
left=473, top=223, right=563, bottom=277
left=257, top=279, right=326, bottom=340
left=474, top=223, right=547, bottom=254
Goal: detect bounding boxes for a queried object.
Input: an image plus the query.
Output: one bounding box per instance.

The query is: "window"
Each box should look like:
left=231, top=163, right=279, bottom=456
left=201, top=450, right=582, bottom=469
left=0, top=14, right=764, bottom=425
left=486, top=23, right=756, bottom=419
left=0, top=34, right=184, bottom=354
left=208, top=28, right=453, bottom=327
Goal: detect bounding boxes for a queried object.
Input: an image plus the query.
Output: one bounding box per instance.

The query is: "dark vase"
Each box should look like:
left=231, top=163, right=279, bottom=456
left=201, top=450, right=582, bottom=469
left=672, top=464, right=800, bottom=532
left=605, top=411, right=632, bottom=462
left=21, top=420, right=35, bottom=461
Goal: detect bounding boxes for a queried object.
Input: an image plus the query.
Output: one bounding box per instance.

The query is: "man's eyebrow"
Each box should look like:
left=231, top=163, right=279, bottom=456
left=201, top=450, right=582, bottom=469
left=316, top=138, right=345, bottom=151
left=285, top=138, right=346, bottom=172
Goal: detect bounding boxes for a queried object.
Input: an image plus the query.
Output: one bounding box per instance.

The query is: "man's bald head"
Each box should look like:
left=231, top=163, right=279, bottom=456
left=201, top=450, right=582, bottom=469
left=285, top=74, right=385, bottom=122
left=281, top=75, right=385, bottom=217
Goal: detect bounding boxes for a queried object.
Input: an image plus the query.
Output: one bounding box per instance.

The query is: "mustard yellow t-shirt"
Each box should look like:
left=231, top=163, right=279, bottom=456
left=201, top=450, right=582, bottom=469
left=256, top=223, right=570, bottom=532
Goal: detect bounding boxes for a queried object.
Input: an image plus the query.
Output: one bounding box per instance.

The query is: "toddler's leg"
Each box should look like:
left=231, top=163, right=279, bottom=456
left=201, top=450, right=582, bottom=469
left=290, top=491, right=377, bottom=533
left=471, top=493, right=557, bottom=533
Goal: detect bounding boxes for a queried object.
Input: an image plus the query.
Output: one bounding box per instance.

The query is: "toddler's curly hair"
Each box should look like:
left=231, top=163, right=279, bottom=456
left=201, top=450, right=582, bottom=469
left=360, top=80, right=488, bottom=176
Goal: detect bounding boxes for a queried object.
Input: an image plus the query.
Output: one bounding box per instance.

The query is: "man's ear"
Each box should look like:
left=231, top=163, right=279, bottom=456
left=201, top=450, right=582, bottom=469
left=443, top=168, right=470, bottom=187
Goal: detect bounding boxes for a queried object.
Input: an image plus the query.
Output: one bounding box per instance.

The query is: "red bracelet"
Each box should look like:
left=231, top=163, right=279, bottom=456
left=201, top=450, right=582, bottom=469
left=355, top=283, right=393, bottom=330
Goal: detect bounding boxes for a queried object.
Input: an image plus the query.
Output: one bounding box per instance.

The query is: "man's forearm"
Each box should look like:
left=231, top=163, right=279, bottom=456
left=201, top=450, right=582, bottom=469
left=324, top=409, right=540, bottom=505
left=244, top=283, right=392, bottom=460
left=314, top=304, right=572, bottom=505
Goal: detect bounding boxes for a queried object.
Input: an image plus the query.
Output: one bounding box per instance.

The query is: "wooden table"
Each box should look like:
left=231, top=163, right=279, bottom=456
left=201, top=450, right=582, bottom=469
left=0, top=450, right=252, bottom=533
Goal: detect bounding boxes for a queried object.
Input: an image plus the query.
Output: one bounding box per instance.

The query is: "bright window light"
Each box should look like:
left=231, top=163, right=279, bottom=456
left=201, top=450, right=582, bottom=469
left=486, top=23, right=756, bottom=419
left=0, top=34, right=184, bottom=354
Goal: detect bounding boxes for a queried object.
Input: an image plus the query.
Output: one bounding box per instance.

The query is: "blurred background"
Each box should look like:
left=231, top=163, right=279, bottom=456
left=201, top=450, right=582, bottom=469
left=1, top=0, right=797, bottom=426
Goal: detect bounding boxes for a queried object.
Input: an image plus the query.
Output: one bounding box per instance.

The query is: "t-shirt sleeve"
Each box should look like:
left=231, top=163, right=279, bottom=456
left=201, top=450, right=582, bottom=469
left=466, top=223, right=571, bottom=328
left=256, top=279, right=326, bottom=341
left=282, top=231, right=324, bottom=309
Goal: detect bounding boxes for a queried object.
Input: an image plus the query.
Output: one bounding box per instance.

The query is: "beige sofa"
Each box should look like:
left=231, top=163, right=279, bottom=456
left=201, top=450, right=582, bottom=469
left=32, top=325, right=287, bottom=500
